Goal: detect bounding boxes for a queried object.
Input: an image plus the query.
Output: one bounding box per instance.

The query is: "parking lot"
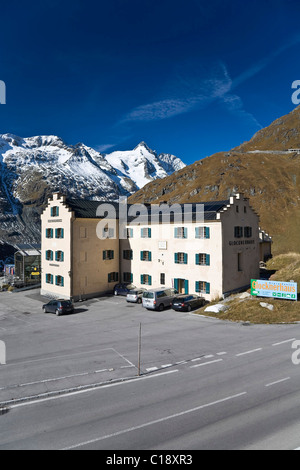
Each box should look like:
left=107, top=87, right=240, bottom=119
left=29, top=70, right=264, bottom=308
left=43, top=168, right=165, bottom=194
left=0, top=288, right=220, bottom=405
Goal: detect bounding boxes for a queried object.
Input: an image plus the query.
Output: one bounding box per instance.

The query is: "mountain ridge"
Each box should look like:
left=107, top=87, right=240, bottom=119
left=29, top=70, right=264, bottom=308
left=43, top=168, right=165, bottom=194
left=129, top=106, right=300, bottom=255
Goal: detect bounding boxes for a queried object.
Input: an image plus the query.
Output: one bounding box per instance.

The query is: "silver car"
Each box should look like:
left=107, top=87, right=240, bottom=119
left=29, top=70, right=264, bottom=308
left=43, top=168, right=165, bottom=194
left=142, top=288, right=179, bottom=311
left=126, top=288, right=147, bottom=304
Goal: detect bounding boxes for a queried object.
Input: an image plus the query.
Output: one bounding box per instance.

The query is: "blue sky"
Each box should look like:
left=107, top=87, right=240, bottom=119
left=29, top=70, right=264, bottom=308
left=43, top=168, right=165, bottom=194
left=1, top=0, right=300, bottom=165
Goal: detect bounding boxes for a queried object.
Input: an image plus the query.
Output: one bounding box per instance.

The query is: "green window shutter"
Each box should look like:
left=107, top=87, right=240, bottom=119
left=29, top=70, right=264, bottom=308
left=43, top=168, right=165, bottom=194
left=205, top=227, right=210, bottom=239
left=51, top=207, right=54, bottom=217
left=148, top=228, right=151, bottom=238
left=131, top=250, right=133, bottom=260
left=141, top=275, right=144, bottom=285
left=195, top=227, right=199, bottom=239
left=174, top=278, right=179, bottom=291
left=148, top=275, right=152, bottom=286
left=184, top=253, right=188, bottom=264
left=140, top=251, right=144, bottom=261
left=51, top=275, right=53, bottom=284
left=51, top=229, right=53, bottom=238
left=148, top=251, right=152, bottom=261
left=50, top=251, right=53, bottom=261
left=55, top=228, right=58, bottom=238
left=195, top=281, right=200, bottom=293
left=174, top=227, right=178, bottom=238
left=196, top=254, right=200, bottom=265
left=55, top=251, right=58, bottom=261
left=184, top=279, right=189, bottom=294
left=61, top=252, right=64, bottom=262
left=103, top=251, right=106, bottom=260
left=131, top=273, right=133, bottom=283
left=61, top=277, right=64, bottom=287
left=206, top=282, right=210, bottom=294
left=206, top=254, right=210, bottom=266
left=61, top=229, right=64, bottom=239
left=174, top=253, right=178, bottom=264
left=184, top=228, right=188, bottom=238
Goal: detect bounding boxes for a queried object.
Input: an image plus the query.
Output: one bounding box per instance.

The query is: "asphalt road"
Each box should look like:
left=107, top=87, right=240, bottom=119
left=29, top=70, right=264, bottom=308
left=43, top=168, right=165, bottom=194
left=0, top=289, right=300, bottom=450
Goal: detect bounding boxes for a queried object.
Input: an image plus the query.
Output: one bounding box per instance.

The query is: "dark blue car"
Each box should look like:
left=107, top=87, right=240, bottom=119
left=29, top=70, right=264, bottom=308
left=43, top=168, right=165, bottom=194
left=113, top=283, right=136, bottom=296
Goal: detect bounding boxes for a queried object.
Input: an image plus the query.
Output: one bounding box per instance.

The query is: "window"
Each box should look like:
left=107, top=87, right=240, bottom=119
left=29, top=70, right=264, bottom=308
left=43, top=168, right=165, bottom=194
left=51, top=206, right=59, bottom=217
left=80, top=227, right=87, bottom=239
left=55, top=251, right=64, bottom=262
left=55, top=228, right=64, bottom=239
left=244, top=226, right=252, bottom=238
left=236, top=206, right=239, bottom=213
left=102, top=227, right=115, bottom=238
left=123, top=250, right=133, bottom=260
left=195, top=227, right=210, bottom=239
left=46, top=274, right=53, bottom=284
left=45, top=228, right=53, bottom=239
left=45, top=250, right=53, bottom=261
left=234, top=226, right=243, bottom=238
left=103, top=250, right=114, bottom=260
left=174, top=227, right=188, bottom=239
left=195, top=253, right=210, bottom=266
left=174, top=252, right=188, bottom=264
left=195, top=281, right=210, bottom=294
left=123, top=272, right=133, bottom=283
left=140, top=251, right=152, bottom=261
left=141, top=227, right=151, bottom=238
left=55, top=275, right=64, bottom=287
left=160, top=273, right=165, bottom=285
left=141, top=274, right=152, bottom=286
left=108, top=272, right=119, bottom=283
left=124, top=228, right=133, bottom=238
left=238, top=253, right=243, bottom=272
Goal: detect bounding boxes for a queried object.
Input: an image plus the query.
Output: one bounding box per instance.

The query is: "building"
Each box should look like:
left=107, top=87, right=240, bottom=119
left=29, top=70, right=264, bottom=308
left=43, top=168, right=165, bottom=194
left=14, top=244, right=41, bottom=285
left=41, top=193, right=265, bottom=302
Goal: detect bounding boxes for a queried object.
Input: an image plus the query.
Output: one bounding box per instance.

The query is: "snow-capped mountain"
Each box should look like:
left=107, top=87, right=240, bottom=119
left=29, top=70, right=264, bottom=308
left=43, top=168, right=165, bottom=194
left=0, top=134, right=185, bottom=244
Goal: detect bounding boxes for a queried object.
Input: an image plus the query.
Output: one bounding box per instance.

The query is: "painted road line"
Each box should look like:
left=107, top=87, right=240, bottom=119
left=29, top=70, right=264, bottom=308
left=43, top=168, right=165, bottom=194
left=190, top=359, right=223, bottom=369
left=265, top=377, right=290, bottom=387
left=272, top=338, right=296, bottom=347
left=236, top=348, right=262, bottom=357
left=146, top=367, right=158, bottom=372
left=216, top=352, right=227, bottom=356
left=62, top=391, right=247, bottom=450
left=2, top=370, right=179, bottom=409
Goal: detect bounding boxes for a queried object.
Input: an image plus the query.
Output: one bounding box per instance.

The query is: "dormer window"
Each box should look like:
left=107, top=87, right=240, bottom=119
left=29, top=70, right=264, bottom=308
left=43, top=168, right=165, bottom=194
left=51, top=206, right=59, bottom=217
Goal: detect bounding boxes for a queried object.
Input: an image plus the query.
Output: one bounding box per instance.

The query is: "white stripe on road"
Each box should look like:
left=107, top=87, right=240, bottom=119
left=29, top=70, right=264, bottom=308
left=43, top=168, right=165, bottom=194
left=62, top=392, right=247, bottom=450
left=3, top=370, right=179, bottom=410
left=265, top=377, right=290, bottom=387
left=190, top=359, right=223, bottom=369
left=236, top=348, right=262, bottom=357
left=272, top=339, right=296, bottom=347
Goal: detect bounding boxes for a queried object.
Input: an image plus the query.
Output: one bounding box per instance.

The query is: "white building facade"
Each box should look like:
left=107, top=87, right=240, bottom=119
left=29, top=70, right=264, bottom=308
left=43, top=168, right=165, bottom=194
left=41, top=193, right=265, bottom=302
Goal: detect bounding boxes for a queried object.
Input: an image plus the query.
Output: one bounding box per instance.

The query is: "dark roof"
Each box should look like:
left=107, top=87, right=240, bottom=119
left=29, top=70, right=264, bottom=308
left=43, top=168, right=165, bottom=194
left=66, top=198, right=230, bottom=222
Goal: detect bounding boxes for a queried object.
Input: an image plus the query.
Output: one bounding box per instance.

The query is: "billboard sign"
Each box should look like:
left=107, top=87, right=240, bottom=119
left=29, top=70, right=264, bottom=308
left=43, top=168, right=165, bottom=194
left=251, top=279, right=297, bottom=301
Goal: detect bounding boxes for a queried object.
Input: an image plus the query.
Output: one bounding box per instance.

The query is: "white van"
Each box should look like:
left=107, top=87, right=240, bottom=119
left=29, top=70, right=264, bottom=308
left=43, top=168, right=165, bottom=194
left=142, top=288, right=179, bottom=311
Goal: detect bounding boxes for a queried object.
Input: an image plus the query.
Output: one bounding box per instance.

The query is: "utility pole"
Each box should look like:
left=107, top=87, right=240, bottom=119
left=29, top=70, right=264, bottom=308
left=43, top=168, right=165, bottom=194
left=138, top=323, right=142, bottom=376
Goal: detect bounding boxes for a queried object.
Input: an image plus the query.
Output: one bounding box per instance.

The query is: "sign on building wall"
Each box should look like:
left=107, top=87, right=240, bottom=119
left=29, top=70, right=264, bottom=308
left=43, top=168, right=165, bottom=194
left=251, top=279, right=298, bottom=301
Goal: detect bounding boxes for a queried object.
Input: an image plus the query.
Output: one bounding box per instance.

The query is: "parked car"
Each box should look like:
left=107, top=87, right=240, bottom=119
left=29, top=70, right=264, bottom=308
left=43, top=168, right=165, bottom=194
left=126, top=288, right=147, bottom=304
left=171, top=294, right=205, bottom=312
left=113, top=283, right=136, bottom=296
left=142, top=288, right=179, bottom=311
left=42, top=299, right=74, bottom=316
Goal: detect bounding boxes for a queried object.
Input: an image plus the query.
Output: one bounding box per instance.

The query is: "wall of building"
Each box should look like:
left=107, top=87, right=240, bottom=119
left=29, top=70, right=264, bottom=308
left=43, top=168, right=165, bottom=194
left=72, top=219, right=119, bottom=300
left=220, top=195, right=260, bottom=295
left=41, top=194, right=73, bottom=299
left=120, top=221, right=223, bottom=301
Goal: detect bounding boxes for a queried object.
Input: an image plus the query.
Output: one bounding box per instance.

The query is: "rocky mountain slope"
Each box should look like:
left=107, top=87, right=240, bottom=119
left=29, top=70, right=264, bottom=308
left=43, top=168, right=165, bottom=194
left=129, top=106, right=300, bottom=255
left=0, top=135, right=185, bottom=247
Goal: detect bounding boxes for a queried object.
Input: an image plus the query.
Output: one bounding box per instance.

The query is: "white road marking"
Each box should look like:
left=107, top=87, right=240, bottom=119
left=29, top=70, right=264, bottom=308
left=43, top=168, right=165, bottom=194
left=62, top=392, right=247, bottom=450
left=190, top=359, right=223, bottom=369
left=216, top=352, right=227, bottom=356
left=272, top=338, right=296, bottom=346
left=146, top=367, right=158, bottom=372
left=265, top=377, right=290, bottom=387
left=236, top=348, right=262, bottom=357
left=2, top=370, right=179, bottom=409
